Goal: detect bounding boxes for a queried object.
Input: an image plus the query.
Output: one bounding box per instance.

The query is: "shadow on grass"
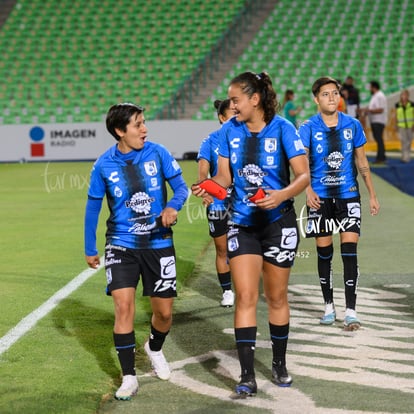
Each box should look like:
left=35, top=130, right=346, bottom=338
left=51, top=298, right=118, bottom=379
left=170, top=258, right=274, bottom=393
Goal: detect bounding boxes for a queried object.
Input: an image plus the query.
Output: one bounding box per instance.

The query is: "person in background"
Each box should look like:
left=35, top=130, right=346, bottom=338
left=394, top=89, right=414, bottom=163
left=339, top=88, right=349, bottom=113
left=362, top=81, right=388, bottom=164
left=193, top=72, right=309, bottom=398
left=342, top=76, right=360, bottom=118
left=299, top=77, right=380, bottom=331
left=84, top=103, right=188, bottom=400
left=336, top=80, right=347, bottom=113
left=282, top=89, right=302, bottom=127
left=197, top=99, right=235, bottom=307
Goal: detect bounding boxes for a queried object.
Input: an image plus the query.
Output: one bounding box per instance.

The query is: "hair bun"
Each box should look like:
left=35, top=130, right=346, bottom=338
left=214, top=100, right=223, bottom=110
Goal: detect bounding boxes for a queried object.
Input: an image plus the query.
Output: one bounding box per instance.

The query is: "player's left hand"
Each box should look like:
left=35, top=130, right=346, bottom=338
left=160, top=207, right=178, bottom=227
left=85, top=255, right=100, bottom=269
left=254, top=189, right=283, bottom=210
left=202, top=194, right=214, bottom=207
left=369, top=196, right=380, bottom=216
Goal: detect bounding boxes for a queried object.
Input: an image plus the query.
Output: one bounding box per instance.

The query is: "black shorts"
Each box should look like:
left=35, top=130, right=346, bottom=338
left=207, top=208, right=230, bottom=238
left=226, top=209, right=299, bottom=268
left=104, top=244, right=177, bottom=297
left=306, top=196, right=361, bottom=238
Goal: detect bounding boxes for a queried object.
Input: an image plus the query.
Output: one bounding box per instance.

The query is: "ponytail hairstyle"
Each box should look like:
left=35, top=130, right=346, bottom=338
left=229, top=71, right=279, bottom=124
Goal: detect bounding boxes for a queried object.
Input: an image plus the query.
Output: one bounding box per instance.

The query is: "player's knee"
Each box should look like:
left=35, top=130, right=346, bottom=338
left=152, top=308, right=173, bottom=324
left=114, top=301, right=134, bottom=318
left=216, top=246, right=227, bottom=260
left=266, top=292, right=288, bottom=311
left=236, top=291, right=258, bottom=308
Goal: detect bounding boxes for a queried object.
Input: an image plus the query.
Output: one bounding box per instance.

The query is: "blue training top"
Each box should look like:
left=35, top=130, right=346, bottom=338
left=299, top=111, right=366, bottom=199
left=84, top=141, right=188, bottom=255
left=218, top=115, right=306, bottom=226
left=197, top=127, right=231, bottom=213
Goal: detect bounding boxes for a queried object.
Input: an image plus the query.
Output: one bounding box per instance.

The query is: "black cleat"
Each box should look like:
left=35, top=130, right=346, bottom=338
left=231, top=376, right=257, bottom=399
left=272, top=362, right=293, bottom=387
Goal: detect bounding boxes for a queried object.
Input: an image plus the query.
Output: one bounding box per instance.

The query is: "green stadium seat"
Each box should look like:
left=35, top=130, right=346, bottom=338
left=195, top=0, right=414, bottom=121
left=0, top=0, right=247, bottom=124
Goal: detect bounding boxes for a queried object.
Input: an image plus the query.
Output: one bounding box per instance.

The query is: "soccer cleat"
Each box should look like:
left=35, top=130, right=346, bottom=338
left=320, top=311, right=336, bottom=325
left=221, top=290, right=235, bottom=307
left=343, top=315, right=361, bottom=331
left=232, top=376, right=257, bottom=398
left=114, top=375, right=138, bottom=400
left=144, top=341, right=171, bottom=380
left=272, top=363, right=293, bottom=387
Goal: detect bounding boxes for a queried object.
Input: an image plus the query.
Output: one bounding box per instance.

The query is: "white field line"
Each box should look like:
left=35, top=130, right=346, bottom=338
left=0, top=258, right=104, bottom=356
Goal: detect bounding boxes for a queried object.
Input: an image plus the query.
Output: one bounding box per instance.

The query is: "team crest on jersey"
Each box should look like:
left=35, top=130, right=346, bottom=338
left=344, top=129, right=353, bottom=140
left=144, top=161, right=157, bottom=176
left=316, top=144, right=323, bottom=154
left=264, top=138, right=277, bottom=153
left=231, top=152, right=237, bottom=164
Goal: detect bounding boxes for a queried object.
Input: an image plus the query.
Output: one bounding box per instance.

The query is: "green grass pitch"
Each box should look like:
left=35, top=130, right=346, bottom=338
left=0, top=160, right=413, bottom=414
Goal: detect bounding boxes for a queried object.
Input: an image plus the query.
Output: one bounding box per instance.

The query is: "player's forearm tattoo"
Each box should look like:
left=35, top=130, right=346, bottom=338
left=358, top=165, right=370, bottom=180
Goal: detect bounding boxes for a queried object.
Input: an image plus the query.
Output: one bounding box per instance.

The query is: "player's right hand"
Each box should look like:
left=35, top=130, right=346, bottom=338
left=85, top=255, right=100, bottom=269
left=306, top=188, right=321, bottom=209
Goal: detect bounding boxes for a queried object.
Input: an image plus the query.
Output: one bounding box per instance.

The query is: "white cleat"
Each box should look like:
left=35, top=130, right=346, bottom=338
left=114, top=375, right=138, bottom=400
left=144, top=341, right=171, bottom=380
left=221, top=290, right=235, bottom=307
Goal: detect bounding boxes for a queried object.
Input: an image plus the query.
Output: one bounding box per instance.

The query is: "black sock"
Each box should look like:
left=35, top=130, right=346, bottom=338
left=235, top=326, right=256, bottom=380
left=317, top=244, right=334, bottom=304
left=269, top=323, right=289, bottom=366
left=218, top=271, right=232, bottom=292
left=341, top=242, right=359, bottom=310
left=148, top=324, right=169, bottom=352
left=113, top=331, right=136, bottom=376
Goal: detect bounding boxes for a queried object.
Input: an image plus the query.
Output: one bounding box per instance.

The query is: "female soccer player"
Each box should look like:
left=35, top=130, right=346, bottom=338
left=299, top=77, right=380, bottom=330
left=84, top=103, right=188, bottom=400
left=193, top=72, right=309, bottom=397
left=197, top=99, right=235, bottom=307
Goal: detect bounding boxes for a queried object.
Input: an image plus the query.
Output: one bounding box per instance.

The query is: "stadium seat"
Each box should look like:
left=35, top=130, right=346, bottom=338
left=0, top=0, right=246, bottom=124
left=194, top=0, right=414, bottom=121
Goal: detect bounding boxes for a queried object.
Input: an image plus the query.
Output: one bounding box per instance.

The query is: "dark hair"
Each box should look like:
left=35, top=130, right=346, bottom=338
left=214, top=99, right=231, bottom=118
left=370, top=80, right=380, bottom=90
left=229, top=71, right=279, bottom=124
left=311, top=77, right=342, bottom=96
left=106, top=103, right=145, bottom=140
left=282, top=89, right=294, bottom=107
